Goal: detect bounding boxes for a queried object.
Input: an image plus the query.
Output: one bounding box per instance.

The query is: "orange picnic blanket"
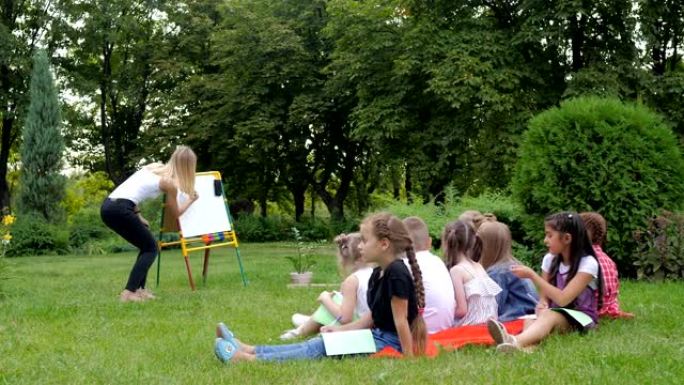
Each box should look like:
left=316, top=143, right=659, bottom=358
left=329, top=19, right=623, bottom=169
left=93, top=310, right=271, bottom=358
left=371, top=319, right=525, bottom=358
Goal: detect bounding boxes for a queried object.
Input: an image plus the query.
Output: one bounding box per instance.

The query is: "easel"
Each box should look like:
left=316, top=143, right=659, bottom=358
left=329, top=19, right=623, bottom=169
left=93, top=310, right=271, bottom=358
left=155, top=171, right=248, bottom=290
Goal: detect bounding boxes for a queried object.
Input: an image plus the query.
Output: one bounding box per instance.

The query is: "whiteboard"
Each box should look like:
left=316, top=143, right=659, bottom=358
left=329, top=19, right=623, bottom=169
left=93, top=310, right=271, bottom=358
left=177, top=174, right=232, bottom=237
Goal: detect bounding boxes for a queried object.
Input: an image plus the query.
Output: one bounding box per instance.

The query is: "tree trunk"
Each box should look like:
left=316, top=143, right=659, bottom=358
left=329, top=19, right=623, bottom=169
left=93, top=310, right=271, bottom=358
left=259, top=194, right=267, bottom=217
left=0, top=116, right=12, bottom=210
left=292, top=184, right=306, bottom=222
left=570, top=13, right=584, bottom=71
left=310, top=189, right=315, bottom=217
left=405, top=162, right=413, bottom=203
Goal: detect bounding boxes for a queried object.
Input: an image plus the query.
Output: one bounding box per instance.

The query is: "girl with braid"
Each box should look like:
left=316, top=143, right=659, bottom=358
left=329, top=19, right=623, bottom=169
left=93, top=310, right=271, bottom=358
left=443, top=220, right=502, bottom=326
left=213, top=212, right=427, bottom=363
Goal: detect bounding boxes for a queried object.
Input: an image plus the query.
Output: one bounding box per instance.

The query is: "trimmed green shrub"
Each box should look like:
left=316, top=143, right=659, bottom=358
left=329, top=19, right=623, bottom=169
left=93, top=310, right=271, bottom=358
left=7, top=213, right=70, bottom=256
left=512, top=97, right=684, bottom=275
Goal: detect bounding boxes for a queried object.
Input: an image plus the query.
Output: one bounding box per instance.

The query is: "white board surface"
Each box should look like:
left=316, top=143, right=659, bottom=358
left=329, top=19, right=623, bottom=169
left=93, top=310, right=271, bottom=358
left=177, top=174, right=232, bottom=237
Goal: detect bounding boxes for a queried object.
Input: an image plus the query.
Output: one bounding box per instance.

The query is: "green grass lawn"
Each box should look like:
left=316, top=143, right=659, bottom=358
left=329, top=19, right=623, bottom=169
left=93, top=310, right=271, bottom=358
left=0, top=243, right=682, bottom=384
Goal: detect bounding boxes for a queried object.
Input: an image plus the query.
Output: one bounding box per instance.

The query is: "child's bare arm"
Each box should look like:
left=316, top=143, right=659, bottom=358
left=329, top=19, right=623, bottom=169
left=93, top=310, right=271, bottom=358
left=391, top=297, right=413, bottom=356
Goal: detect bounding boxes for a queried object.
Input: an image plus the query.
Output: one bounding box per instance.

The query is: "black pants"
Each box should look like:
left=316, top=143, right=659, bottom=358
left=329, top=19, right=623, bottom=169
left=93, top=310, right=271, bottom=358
left=100, top=198, right=158, bottom=292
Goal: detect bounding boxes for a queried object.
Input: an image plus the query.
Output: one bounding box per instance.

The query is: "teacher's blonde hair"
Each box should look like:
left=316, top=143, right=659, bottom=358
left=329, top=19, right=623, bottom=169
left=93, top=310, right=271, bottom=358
left=147, top=146, right=197, bottom=195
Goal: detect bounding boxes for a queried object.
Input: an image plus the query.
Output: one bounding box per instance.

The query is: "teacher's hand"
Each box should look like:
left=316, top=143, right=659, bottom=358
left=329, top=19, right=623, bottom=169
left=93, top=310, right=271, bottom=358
left=190, top=190, right=199, bottom=202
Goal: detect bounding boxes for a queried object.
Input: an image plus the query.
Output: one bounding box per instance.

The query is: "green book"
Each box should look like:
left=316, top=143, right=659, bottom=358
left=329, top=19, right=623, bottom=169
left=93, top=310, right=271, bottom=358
left=551, top=308, right=593, bottom=327
left=311, top=292, right=344, bottom=325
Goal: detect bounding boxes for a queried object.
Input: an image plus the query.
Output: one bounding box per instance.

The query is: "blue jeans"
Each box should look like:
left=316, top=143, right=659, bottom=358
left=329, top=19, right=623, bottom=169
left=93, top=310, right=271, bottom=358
left=254, top=328, right=402, bottom=362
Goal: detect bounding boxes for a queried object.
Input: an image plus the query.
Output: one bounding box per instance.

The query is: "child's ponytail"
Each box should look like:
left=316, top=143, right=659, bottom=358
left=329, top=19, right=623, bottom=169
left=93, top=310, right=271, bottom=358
left=405, top=244, right=427, bottom=355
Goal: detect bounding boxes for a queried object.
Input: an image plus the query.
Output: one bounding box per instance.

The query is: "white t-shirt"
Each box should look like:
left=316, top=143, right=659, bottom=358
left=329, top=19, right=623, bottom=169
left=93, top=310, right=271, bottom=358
left=541, top=253, right=599, bottom=288
left=108, top=168, right=162, bottom=205
left=404, top=251, right=456, bottom=334
left=351, top=266, right=373, bottom=316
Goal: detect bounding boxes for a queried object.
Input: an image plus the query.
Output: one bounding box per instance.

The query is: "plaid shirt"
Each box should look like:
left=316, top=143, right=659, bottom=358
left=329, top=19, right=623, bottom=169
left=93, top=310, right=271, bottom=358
left=593, top=244, right=622, bottom=317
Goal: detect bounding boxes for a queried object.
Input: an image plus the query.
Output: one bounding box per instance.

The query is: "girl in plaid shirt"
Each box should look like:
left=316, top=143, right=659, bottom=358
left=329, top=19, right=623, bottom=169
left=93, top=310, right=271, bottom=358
left=579, top=212, right=634, bottom=319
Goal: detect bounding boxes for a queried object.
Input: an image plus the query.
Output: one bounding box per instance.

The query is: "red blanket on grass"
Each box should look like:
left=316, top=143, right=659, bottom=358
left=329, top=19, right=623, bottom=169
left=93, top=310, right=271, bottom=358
left=371, top=319, right=525, bottom=358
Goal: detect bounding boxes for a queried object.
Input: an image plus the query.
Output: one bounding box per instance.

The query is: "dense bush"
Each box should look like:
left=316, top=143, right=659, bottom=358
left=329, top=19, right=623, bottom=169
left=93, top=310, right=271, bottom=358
left=7, top=213, right=70, bottom=257
left=232, top=214, right=362, bottom=242
left=633, top=211, right=684, bottom=280
left=234, top=215, right=293, bottom=242
left=512, top=97, right=684, bottom=275
left=62, top=171, right=114, bottom=220
left=68, top=207, right=111, bottom=247
left=380, top=189, right=525, bottom=243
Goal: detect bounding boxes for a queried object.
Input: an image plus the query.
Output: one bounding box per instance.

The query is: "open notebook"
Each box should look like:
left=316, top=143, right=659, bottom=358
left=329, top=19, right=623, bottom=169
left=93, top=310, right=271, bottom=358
left=321, top=329, right=377, bottom=356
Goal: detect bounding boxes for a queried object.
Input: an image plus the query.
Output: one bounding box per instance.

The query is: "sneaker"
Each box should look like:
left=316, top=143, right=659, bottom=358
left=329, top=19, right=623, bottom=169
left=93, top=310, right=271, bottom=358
left=496, top=342, right=522, bottom=353
left=279, top=329, right=300, bottom=340
left=487, top=318, right=515, bottom=345
left=119, top=290, right=144, bottom=302
left=214, top=337, right=238, bottom=363
left=136, top=288, right=156, bottom=300
left=291, top=313, right=310, bottom=328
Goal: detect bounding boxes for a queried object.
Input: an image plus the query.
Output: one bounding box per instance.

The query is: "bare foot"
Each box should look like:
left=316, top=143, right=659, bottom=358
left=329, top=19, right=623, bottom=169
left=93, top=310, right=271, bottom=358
left=234, top=338, right=255, bottom=354
left=231, top=350, right=256, bottom=362
left=136, top=288, right=156, bottom=300
left=120, top=290, right=144, bottom=302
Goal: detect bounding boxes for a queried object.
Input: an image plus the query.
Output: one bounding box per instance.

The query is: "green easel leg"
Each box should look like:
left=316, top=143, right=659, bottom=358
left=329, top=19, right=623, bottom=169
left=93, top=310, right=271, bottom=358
left=235, top=247, right=248, bottom=286
left=156, top=250, right=162, bottom=287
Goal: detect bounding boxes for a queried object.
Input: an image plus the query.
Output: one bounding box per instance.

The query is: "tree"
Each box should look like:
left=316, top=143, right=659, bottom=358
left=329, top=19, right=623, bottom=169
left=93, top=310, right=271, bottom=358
left=18, top=50, right=65, bottom=222
left=56, top=0, right=172, bottom=184
left=0, top=0, right=53, bottom=210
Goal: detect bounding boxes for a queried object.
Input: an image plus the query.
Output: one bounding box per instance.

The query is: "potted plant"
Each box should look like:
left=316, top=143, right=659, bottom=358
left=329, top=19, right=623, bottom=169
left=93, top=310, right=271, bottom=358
left=286, top=227, right=316, bottom=285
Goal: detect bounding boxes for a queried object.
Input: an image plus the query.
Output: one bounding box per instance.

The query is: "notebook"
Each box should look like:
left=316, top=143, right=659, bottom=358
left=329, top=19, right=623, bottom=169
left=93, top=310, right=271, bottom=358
left=321, top=329, right=377, bottom=356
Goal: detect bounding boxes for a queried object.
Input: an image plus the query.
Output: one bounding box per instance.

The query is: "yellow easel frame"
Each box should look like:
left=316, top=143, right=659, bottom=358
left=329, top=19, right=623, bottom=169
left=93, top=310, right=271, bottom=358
left=155, top=171, right=248, bottom=290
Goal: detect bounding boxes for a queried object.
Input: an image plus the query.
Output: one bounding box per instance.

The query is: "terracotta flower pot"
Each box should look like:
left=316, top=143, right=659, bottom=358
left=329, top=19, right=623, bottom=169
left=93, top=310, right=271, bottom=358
left=290, top=271, right=313, bottom=285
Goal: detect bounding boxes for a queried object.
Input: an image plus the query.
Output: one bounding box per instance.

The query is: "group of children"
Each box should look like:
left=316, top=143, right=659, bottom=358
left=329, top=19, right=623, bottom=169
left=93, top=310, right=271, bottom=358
left=213, top=209, right=632, bottom=363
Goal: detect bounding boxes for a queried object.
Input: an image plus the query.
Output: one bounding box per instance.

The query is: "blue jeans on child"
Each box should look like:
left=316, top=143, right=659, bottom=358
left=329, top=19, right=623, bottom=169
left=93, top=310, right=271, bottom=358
left=255, top=328, right=402, bottom=362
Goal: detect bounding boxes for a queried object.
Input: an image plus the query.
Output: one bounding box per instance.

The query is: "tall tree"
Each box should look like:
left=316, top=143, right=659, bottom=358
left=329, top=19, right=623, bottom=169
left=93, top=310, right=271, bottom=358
left=18, top=50, right=65, bottom=222
left=56, top=0, right=170, bottom=184
left=0, top=0, right=53, bottom=210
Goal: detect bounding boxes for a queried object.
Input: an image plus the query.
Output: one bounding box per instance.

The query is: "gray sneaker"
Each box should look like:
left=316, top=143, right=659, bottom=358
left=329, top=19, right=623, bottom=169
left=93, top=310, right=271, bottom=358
left=487, top=318, right=515, bottom=345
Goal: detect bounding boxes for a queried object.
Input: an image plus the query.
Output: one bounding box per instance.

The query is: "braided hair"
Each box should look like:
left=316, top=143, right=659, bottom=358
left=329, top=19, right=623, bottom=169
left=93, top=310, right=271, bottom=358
left=364, top=212, right=426, bottom=355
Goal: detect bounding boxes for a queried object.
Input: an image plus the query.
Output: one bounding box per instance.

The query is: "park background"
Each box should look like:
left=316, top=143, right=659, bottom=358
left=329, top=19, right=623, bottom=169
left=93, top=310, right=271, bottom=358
left=1, top=1, right=684, bottom=383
